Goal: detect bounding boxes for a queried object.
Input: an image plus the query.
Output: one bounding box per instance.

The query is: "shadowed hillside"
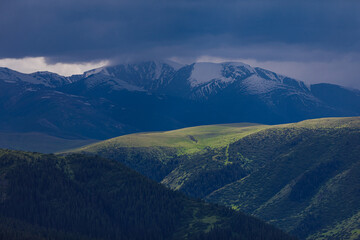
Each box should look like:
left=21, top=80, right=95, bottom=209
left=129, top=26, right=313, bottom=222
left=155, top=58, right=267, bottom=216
left=72, top=117, right=360, bottom=239
left=0, top=149, right=295, bottom=240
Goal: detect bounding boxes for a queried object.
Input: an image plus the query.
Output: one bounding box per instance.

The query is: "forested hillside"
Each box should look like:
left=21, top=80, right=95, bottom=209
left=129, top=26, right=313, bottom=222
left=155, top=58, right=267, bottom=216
left=0, top=149, right=294, bottom=240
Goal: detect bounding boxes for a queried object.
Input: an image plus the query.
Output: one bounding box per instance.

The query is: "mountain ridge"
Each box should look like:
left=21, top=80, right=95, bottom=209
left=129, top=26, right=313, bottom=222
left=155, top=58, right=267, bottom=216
left=2, top=61, right=357, bottom=94
left=0, top=61, right=359, bottom=150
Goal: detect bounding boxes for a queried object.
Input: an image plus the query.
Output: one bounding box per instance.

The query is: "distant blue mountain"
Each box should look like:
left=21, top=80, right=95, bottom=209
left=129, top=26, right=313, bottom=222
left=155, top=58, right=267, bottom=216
left=0, top=61, right=359, bottom=140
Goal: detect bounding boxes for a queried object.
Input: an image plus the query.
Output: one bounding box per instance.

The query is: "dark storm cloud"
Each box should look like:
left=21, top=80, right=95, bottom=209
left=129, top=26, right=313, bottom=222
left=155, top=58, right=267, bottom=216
left=1, top=0, right=360, bottom=63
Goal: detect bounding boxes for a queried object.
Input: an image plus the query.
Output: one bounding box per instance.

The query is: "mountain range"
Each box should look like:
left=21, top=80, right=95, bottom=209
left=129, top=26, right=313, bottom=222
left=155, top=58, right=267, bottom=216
left=0, top=61, right=359, bottom=152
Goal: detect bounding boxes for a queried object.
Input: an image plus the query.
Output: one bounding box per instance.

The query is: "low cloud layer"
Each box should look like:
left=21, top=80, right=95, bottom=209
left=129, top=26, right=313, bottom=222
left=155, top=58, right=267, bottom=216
left=0, top=0, right=359, bottom=88
left=0, top=57, right=108, bottom=76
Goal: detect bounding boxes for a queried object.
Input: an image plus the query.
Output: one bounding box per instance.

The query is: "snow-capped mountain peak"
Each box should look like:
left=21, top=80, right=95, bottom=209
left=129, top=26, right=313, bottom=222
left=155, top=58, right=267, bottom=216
left=183, top=61, right=316, bottom=100
left=189, top=62, right=229, bottom=87
left=30, top=71, right=74, bottom=87
left=84, top=67, right=109, bottom=78
left=188, top=61, right=256, bottom=87
left=0, top=67, right=36, bottom=84
left=0, top=67, right=72, bottom=87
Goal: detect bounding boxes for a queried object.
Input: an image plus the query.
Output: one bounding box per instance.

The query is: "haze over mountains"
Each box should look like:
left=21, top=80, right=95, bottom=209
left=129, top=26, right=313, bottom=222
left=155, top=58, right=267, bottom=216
left=0, top=60, right=359, bottom=152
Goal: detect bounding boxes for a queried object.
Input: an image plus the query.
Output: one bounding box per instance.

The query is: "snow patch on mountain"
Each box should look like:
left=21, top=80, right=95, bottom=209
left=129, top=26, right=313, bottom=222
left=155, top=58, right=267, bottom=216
left=0, top=67, right=47, bottom=86
left=189, top=62, right=232, bottom=87
left=223, top=62, right=254, bottom=71
left=151, top=61, right=166, bottom=79
left=84, top=67, right=109, bottom=78
left=30, top=71, right=73, bottom=87
left=189, top=62, right=259, bottom=88
left=255, top=67, right=311, bottom=91
left=190, top=79, right=230, bottom=98
left=0, top=67, right=75, bottom=87
left=84, top=74, right=145, bottom=92
left=240, top=71, right=317, bottom=106
left=254, top=68, right=285, bottom=82
left=241, top=75, right=284, bottom=95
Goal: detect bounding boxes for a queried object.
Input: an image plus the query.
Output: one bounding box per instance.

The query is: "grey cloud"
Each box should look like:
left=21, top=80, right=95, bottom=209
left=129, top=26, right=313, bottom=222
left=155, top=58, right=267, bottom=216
left=1, top=0, right=360, bottom=88
left=1, top=0, right=360, bottom=62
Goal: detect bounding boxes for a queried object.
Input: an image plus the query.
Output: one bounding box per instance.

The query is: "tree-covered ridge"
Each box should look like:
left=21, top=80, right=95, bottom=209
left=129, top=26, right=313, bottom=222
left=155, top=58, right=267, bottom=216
left=0, top=149, right=294, bottom=240
left=72, top=117, right=360, bottom=239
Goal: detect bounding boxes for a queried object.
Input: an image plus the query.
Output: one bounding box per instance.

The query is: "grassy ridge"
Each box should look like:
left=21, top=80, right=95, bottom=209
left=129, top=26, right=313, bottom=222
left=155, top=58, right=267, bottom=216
left=70, top=117, right=360, bottom=239
left=75, top=122, right=267, bottom=155
left=75, top=117, right=359, bottom=156
left=71, top=123, right=268, bottom=183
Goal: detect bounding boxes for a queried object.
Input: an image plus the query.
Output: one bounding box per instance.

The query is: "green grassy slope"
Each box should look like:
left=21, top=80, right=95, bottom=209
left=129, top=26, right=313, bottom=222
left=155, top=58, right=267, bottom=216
left=70, top=117, right=360, bottom=239
left=0, top=149, right=294, bottom=240
left=0, top=132, right=97, bottom=153
left=72, top=123, right=267, bottom=182
left=75, top=122, right=267, bottom=154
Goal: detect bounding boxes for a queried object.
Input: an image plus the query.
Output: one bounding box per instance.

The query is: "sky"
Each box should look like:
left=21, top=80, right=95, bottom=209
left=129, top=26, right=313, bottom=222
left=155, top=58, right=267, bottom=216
left=0, top=0, right=359, bottom=88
